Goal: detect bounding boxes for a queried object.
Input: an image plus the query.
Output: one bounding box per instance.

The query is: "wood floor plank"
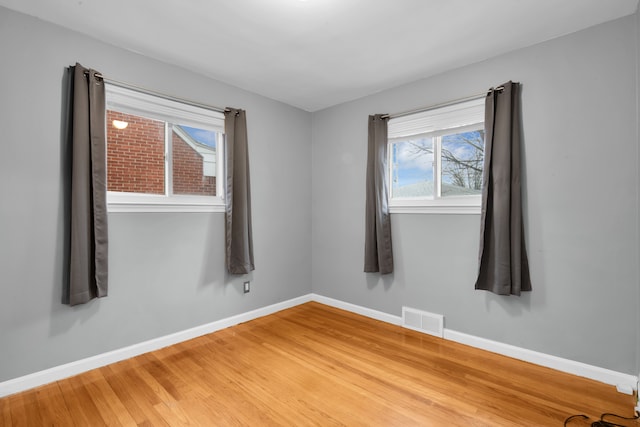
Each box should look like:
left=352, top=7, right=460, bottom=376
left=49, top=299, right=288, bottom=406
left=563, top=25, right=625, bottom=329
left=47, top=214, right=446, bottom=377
left=101, top=360, right=172, bottom=427
left=8, top=390, right=43, bottom=427
left=0, top=395, right=11, bottom=427
left=256, top=307, right=528, bottom=424
left=34, top=382, right=76, bottom=427
left=80, top=368, right=137, bottom=426
left=254, top=310, right=500, bottom=425
left=245, top=328, right=460, bottom=423
left=1, top=302, right=637, bottom=426
left=55, top=378, right=99, bottom=427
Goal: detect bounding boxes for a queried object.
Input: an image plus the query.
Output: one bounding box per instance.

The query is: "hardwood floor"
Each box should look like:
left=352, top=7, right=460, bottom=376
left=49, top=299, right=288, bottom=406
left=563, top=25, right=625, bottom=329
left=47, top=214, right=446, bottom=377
left=1, top=302, right=638, bottom=426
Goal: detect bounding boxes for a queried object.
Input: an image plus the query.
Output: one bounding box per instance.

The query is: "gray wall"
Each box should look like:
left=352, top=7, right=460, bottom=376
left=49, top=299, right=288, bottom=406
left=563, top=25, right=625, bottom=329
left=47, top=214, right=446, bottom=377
left=312, top=15, right=639, bottom=375
left=0, top=7, right=312, bottom=382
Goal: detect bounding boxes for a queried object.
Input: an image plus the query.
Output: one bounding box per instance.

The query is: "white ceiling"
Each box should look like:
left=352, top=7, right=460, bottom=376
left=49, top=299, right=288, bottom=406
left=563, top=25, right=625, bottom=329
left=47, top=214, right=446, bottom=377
left=1, top=0, right=638, bottom=111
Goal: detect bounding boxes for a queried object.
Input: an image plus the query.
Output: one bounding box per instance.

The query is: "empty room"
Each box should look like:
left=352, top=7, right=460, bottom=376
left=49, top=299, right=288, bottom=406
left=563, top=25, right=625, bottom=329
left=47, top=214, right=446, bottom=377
left=0, top=0, right=639, bottom=425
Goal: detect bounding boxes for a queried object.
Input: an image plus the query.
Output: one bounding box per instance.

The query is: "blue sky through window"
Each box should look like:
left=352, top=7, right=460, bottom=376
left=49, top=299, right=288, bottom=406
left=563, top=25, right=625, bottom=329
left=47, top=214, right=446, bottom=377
left=180, top=125, right=217, bottom=148
left=441, top=131, right=484, bottom=185
left=392, top=130, right=483, bottom=189
left=392, top=137, right=434, bottom=189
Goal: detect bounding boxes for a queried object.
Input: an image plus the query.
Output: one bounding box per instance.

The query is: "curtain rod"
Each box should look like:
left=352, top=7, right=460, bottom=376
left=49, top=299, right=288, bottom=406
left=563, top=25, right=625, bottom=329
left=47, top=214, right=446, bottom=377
left=83, top=70, right=229, bottom=114
left=382, top=86, right=503, bottom=120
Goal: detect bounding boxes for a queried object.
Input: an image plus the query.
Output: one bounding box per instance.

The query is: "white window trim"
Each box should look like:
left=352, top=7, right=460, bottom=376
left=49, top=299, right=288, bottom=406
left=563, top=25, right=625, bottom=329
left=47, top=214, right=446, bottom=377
left=106, top=84, right=225, bottom=132
left=389, top=197, right=481, bottom=214
left=387, top=97, right=485, bottom=215
left=107, top=193, right=225, bottom=213
left=105, top=83, right=226, bottom=213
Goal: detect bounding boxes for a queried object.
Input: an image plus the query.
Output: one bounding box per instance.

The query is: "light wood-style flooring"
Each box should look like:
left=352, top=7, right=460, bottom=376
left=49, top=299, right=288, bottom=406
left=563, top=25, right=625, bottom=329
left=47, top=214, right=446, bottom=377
left=1, top=302, right=638, bottom=426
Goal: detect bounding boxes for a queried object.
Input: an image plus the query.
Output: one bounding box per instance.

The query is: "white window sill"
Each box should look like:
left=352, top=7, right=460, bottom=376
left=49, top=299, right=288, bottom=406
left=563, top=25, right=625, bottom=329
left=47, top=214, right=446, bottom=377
left=389, top=197, right=481, bottom=214
left=107, top=192, right=225, bottom=213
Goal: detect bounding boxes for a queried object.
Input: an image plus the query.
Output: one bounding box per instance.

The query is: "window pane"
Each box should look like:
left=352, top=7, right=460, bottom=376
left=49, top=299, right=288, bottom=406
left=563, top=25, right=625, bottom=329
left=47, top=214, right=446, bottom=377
left=172, top=125, right=218, bottom=196
left=391, top=138, right=434, bottom=198
left=440, top=130, right=484, bottom=197
left=107, top=110, right=165, bottom=194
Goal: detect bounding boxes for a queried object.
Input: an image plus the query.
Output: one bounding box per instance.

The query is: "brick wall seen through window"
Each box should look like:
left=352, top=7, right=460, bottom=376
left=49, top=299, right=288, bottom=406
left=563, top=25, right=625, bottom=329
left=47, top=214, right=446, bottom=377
left=107, top=110, right=216, bottom=196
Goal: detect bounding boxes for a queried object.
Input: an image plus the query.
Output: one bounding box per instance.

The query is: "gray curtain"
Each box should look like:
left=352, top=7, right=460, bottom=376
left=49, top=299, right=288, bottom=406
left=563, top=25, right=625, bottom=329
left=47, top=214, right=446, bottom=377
left=475, top=81, right=531, bottom=295
left=364, top=114, right=393, bottom=274
left=65, top=63, right=108, bottom=305
left=224, top=108, right=255, bottom=274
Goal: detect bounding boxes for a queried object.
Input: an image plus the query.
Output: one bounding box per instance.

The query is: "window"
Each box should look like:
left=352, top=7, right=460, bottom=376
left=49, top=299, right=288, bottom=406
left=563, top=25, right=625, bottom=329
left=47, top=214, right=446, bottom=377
left=105, top=84, right=225, bottom=212
left=388, top=97, right=485, bottom=214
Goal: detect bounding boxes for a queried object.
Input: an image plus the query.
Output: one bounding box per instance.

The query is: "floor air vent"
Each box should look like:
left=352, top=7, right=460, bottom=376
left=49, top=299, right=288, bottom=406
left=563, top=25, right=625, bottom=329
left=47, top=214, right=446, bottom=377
left=402, top=307, right=444, bottom=338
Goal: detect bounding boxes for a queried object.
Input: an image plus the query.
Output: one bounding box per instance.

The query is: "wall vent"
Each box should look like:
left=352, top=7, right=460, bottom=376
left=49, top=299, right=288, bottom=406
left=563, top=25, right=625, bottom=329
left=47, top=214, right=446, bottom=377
left=402, top=307, right=444, bottom=338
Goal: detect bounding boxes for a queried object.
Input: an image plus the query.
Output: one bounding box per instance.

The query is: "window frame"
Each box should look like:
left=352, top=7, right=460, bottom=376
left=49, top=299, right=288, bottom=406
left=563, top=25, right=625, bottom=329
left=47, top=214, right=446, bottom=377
left=387, top=97, right=485, bottom=215
left=105, top=84, right=226, bottom=213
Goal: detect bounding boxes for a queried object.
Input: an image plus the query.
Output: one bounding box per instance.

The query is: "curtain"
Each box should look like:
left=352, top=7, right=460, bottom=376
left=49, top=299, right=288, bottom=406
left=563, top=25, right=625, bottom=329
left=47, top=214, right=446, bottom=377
left=65, top=63, right=108, bottom=305
left=475, top=81, right=531, bottom=295
left=224, top=108, right=255, bottom=274
left=364, top=114, right=393, bottom=274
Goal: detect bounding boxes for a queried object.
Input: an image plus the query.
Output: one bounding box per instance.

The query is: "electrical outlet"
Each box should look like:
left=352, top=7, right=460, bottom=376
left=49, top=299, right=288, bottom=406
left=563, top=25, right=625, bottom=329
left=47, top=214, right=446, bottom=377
left=243, top=281, right=250, bottom=293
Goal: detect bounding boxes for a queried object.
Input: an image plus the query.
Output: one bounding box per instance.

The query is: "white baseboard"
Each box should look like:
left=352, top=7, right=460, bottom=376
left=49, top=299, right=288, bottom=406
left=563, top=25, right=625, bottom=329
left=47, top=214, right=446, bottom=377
left=310, top=293, right=402, bottom=326
left=443, top=329, right=638, bottom=392
left=0, top=294, right=312, bottom=398
left=313, top=295, right=638, bottom=393
left=1, top=292, right=637, bottom=398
